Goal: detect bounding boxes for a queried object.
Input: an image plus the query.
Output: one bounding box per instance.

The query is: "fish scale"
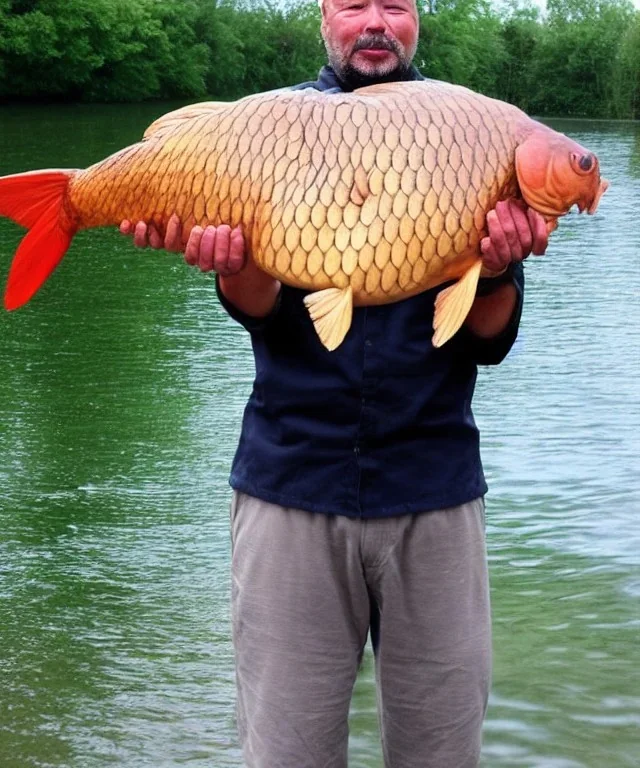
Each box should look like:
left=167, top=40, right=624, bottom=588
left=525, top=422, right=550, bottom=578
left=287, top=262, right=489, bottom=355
left=0, top=79, right=608, bottom=350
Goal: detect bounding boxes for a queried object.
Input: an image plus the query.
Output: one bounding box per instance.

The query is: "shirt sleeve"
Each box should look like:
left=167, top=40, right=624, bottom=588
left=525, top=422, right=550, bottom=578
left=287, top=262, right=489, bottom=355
left=215, top=274, right=283, bottom=333
left=458, top=261, right=525, bottom=366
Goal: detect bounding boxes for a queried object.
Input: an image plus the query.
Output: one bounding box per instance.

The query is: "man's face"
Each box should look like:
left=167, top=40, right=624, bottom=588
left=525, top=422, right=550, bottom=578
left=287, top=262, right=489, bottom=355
left=321, top=0, right=419, bottom=85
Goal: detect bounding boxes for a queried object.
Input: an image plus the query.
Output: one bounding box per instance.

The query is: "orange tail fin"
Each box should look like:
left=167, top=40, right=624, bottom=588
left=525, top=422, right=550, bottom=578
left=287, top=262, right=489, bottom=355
left=0, top=170, right=78, bottom=310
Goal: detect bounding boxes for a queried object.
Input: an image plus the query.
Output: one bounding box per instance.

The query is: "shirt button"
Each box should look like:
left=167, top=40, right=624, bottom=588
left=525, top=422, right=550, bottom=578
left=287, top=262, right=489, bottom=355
left=365, top=339, right=372, bottom=347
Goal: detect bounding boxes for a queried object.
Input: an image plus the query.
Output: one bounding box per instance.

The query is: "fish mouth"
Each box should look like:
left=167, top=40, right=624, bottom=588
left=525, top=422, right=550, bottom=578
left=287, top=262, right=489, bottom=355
left=586, top=179, right=609, bottom=214
left=522, top=176, right=609, bottom=217
left=574, top=178, right=609, bottom=213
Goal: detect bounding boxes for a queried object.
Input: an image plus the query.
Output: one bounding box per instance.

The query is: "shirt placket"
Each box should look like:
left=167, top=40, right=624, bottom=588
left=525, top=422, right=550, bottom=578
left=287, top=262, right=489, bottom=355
left=354, top=308, right=382, bottom=516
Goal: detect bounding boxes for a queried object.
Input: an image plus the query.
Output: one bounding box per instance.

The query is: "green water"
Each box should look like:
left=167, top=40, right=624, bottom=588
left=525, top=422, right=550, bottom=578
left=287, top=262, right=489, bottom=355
left=0, top=104, right=638, bottom=768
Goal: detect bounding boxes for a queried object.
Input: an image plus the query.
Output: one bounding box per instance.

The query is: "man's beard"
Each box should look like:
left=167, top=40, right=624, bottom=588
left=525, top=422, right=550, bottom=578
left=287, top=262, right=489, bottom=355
left=325, top=32, right=415, bottom=91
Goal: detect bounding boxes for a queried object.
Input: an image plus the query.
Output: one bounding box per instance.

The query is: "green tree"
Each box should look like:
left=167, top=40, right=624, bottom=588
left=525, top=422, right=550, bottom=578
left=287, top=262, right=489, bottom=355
left=196, top=0, right=246, bottom=99
left=0, top=0, right=638, bottom=115
left=0, top=0, right=209, bottom=101
left=231, top=0, right=324, bottom=95
left=495, top=1, right=542, bottom=111
left=417, top=0, right=507, bottom=97
left=530, top=0, right=635, bottom=117
left=610, top=9, right=640, bottom=118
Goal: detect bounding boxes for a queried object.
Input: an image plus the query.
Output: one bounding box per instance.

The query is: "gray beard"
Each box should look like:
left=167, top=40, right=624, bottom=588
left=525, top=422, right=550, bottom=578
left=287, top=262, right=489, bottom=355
left=325, top=32, right=414, bottom=91
left=331, top=61, right=414, bottom=91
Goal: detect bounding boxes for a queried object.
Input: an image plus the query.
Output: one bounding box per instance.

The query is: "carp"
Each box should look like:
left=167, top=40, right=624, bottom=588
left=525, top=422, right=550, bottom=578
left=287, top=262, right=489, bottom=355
left=0, top=80, right=608, bottom=349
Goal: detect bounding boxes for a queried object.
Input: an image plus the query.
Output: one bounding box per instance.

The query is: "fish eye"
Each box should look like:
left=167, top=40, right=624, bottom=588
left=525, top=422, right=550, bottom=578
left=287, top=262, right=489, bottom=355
left=579, top=154, right=594, bottom=172
left=571, top=151, right=595, bottom=174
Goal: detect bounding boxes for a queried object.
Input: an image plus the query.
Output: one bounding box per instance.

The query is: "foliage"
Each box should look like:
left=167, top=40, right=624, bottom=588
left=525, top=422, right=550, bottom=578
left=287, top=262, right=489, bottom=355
left=417, top=0, right=508, bottom=97
left=609, top=6, right=640, bottom=119
left=495, top=2, right=542, bottom=113
left=0, top=0, right=639, bottom=118
left=527, top=0, right=636, bottom=117
left=0, top=0, right=210, bottom=101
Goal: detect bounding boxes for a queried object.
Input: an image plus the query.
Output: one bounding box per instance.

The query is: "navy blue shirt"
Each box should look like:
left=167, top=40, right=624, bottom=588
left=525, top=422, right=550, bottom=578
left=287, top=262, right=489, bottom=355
left=217, top=66, right=525, bottom=518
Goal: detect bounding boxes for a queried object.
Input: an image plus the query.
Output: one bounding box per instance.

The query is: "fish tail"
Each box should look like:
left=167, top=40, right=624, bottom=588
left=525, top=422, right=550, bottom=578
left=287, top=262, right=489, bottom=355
left=0, top=169, right=79, bottom=310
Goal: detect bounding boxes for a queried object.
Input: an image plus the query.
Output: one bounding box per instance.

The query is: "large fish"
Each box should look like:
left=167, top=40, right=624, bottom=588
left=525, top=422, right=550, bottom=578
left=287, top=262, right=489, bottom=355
left=0, top=80, right=608, bottom=349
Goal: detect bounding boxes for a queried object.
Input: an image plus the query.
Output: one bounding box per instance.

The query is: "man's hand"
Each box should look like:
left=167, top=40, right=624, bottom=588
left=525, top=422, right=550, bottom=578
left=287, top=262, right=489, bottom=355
left=119, top=219, right=167, bottom=250
left=465, top=199, right=548, bottom=339
left=184, top=223, right=246, bottom=276
left=480, top=199, right=548, bottom=273
left=119, top=214, right=246, bottom=276
left=120, top=214, right=280, bottom=317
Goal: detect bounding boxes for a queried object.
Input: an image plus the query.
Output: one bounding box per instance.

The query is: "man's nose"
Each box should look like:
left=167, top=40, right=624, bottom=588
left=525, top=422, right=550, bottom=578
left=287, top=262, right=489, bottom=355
left=363, top=4, right=388, bottom=32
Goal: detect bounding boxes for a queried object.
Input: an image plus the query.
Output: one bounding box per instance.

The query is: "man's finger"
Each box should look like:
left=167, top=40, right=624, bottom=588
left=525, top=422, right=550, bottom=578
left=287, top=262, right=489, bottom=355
left=509, top=202, right=533, bottom=258
left=134, top=221, right=149, bottom=248
left=226, top=227, right=247, bottom=274
left=164, top=213, right=183, bottom=252
left=480, top=236, right=502, bottom=273
left=528, top=209, right=549, bottom=255
left=199, top=226, right=217, bottom=272
left=493, top=200, right=523, bottom=262
left=119, top=220, right=133, bottom=236
left=485, top=210, right=510, bottom=266
left=148, top=224, right=164, bottom=250
left=185, top=226, right=204, bottom=266
left=213, top=225, right=232, bottom=274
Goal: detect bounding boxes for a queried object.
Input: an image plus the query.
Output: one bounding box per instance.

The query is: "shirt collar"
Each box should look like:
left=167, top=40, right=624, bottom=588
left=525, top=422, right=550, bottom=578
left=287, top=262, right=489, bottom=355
left=316, top=64, right=424, bottom=92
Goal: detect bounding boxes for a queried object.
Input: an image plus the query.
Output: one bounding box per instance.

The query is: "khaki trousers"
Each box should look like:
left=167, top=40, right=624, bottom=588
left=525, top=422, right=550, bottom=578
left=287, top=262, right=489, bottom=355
left=230, top=492, right=491, bottom=768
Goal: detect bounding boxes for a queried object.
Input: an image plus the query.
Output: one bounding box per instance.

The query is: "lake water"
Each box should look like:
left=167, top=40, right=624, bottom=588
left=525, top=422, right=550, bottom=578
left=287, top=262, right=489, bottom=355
left=0, top=104, right=638, bottom=768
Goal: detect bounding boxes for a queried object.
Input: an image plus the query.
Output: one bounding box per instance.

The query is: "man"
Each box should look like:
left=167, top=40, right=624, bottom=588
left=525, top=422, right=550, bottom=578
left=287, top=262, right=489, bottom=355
left=122, top=1, right=547, bottom=765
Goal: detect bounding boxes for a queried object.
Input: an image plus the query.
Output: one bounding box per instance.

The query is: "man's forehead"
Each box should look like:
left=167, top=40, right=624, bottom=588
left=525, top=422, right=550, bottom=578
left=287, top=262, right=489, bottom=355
left=320, top=0, right=418, bottom=9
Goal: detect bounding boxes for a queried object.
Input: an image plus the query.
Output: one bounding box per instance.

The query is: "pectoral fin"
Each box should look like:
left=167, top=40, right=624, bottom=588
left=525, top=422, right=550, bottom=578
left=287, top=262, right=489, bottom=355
left=304, top=286, right=353, bottom=351
left=432, top=260, right=483, bottom=348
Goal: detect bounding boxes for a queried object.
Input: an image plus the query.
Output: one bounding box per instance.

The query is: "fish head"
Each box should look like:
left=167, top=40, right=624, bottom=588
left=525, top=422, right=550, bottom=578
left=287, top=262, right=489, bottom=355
left=515, top=127, right=609, bottom=217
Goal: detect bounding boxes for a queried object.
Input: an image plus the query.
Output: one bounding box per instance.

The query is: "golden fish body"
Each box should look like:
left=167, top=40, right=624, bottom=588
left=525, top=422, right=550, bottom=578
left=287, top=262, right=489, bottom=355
left=0, top=80, right=608, bottom=349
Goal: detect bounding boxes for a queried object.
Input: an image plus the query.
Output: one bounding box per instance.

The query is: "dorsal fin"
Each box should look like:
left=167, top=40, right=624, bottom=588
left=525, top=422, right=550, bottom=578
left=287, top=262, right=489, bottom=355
left=143, top=101, right=229, bottom=140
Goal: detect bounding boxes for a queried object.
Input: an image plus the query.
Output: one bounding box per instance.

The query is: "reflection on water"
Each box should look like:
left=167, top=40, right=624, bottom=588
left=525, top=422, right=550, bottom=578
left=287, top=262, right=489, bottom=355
left=0, top=106, right=638, bottom=767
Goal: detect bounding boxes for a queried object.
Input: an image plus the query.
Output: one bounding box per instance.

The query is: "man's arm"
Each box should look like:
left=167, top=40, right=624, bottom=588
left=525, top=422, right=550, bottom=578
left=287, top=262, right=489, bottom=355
left=464, top=199, right=548, bottom=339
left=465, top=282, right=519, bottom=339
